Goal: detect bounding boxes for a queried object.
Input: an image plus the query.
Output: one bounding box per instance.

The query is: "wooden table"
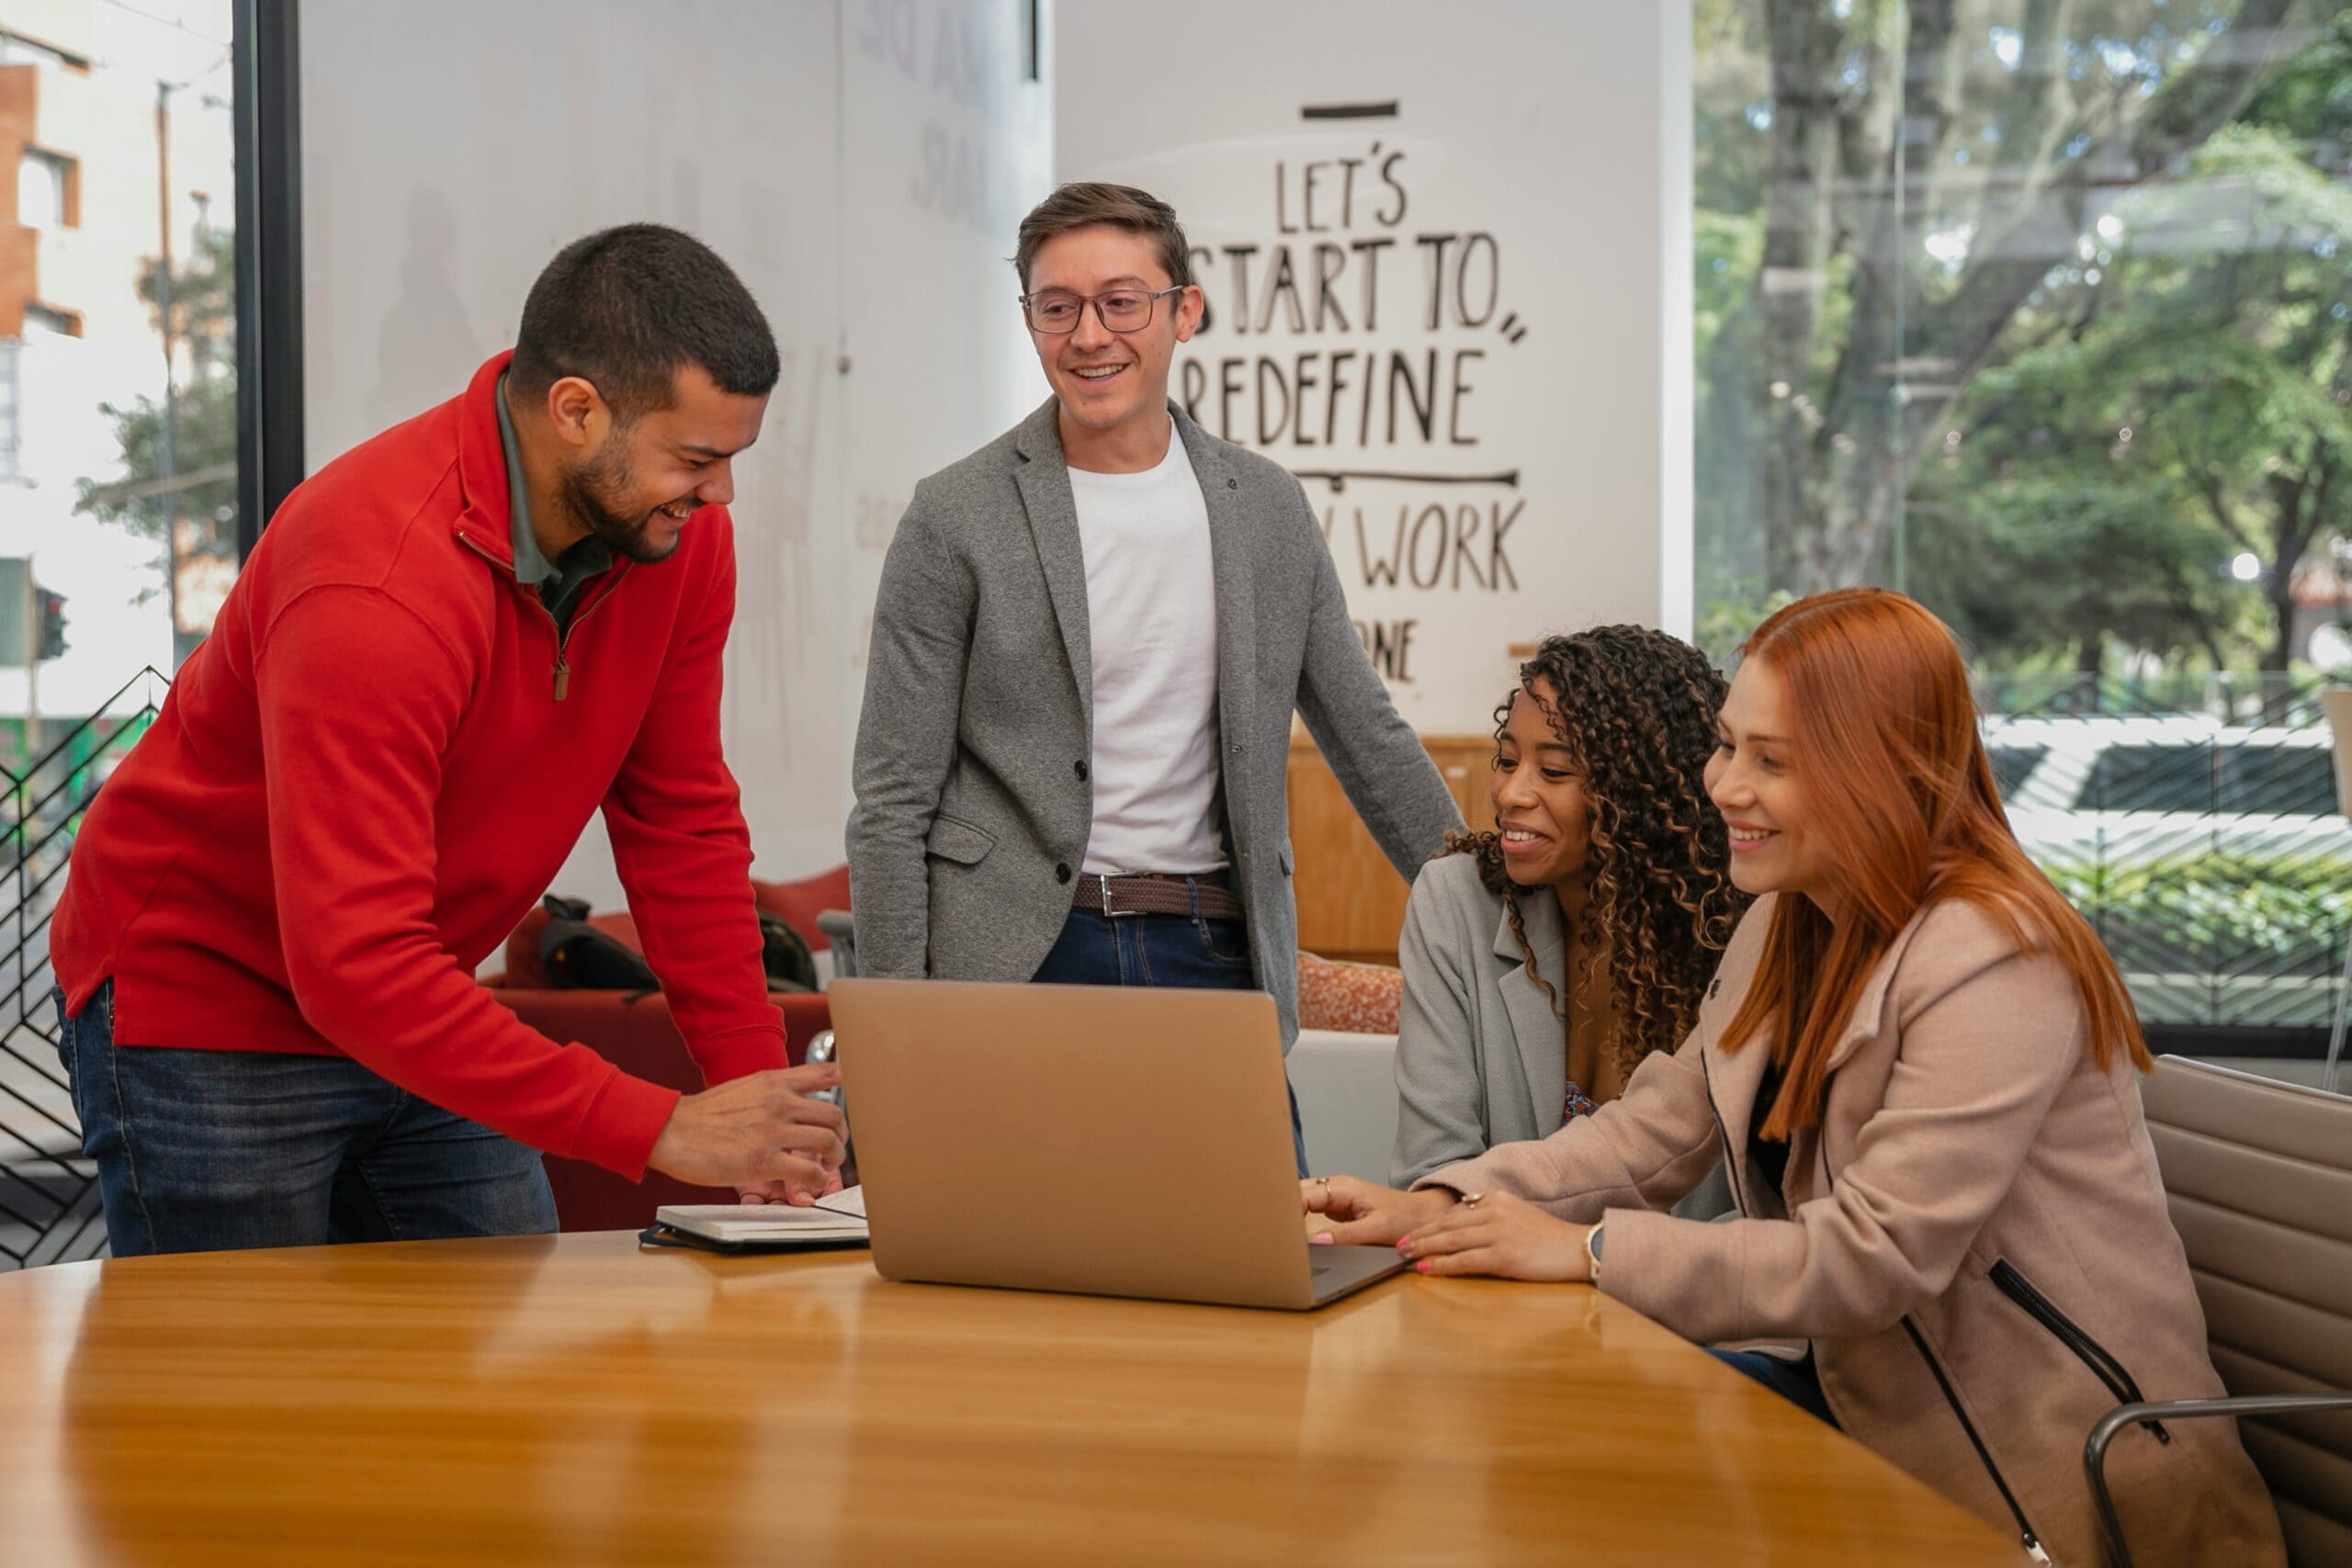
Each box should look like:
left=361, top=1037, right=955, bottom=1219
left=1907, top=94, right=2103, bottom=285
left=0, top=1234, right=2022, bottom=1566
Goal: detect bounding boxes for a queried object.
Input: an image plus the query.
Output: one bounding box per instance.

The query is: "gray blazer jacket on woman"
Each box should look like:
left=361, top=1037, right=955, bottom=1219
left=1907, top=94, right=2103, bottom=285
left=1391, top=854, right=1733, bottom=1219
left=1391, top=853, right=1576, bottom=1184
left=1412, top=892, right=2283, bottom=1567
left=846, top=399, right=1461, bottom=1044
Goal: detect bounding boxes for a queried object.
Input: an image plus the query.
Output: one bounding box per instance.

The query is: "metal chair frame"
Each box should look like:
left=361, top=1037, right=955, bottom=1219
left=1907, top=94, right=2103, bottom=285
left=2086, top=1395, right=2352, bottom=1568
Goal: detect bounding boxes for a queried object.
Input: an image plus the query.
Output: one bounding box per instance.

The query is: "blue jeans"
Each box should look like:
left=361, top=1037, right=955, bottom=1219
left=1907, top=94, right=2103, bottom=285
left=1032, top=903, right=1309, bottom=1176
left=53, top=982, right=556, bottom=1257
left=1710, top=1348, right=1838, bottom=1427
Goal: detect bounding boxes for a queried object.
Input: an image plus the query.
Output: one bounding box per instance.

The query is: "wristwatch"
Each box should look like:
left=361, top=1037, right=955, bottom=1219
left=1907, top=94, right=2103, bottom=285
left=1585, top=1222, right=1605, bottom=1284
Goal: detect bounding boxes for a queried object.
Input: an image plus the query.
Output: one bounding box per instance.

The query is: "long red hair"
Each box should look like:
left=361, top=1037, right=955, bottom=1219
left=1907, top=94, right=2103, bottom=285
left=1720, top=588, right=2147, bottom=1138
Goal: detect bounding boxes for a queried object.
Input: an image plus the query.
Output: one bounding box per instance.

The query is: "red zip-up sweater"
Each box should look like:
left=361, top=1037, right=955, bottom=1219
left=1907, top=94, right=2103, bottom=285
left=51, top=352, right=786, bottom=1179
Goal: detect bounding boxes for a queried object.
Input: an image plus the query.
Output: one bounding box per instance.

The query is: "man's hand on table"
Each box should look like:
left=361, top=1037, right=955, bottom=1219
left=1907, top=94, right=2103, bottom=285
left=737, top=1167, right=846, bottom=1207
left=646, top=1063, right=845, bottom=1204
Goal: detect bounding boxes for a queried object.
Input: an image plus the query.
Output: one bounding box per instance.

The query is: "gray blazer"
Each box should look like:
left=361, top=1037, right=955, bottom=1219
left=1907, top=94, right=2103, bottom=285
left=847, top=399, right=1462, bottom=1045
left=1392, top=854, right=1748, bottom=1223
left=1390, top=853, right=1571, bottom=1184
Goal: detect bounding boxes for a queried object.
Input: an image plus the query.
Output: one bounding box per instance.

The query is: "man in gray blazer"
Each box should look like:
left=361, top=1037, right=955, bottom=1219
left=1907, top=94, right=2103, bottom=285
left=848, top=183, right=1460, bottom=1168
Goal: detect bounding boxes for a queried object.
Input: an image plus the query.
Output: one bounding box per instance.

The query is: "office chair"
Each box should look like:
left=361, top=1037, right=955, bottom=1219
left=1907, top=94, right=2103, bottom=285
left=2093, top=1056, right=2352, bottom=1566
left=2319, top=689, right=2352, bottom=1095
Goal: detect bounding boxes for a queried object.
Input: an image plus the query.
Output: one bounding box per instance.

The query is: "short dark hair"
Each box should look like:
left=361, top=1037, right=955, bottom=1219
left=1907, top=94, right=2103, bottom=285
left=1012, top=183, right=1193, bottom=291
left=510, top=223, right=779, bottom=422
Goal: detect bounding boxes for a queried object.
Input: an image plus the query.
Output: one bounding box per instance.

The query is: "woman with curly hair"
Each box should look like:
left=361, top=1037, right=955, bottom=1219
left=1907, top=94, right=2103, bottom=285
left=1390, top=626, right=1747, bottom=1185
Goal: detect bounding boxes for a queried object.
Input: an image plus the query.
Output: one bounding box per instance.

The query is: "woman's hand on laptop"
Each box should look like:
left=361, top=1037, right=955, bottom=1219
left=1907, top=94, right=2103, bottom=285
left=1303, top=1176, right=1456, bottom=1247
left=646, top=1064, right=846, bottom=1203
left=1398, top=1191, right=1590, bottom=1283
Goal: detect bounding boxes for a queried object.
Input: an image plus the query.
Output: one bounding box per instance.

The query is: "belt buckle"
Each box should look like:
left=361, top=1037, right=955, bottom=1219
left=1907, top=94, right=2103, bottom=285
left=1098, top=873, right=1142, bottom=919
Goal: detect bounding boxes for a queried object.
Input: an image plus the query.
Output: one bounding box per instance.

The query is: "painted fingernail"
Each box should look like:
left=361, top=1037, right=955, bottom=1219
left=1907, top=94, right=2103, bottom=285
left=1310, top=1232, right=1333, bottom=1246
left=1396, top=1236, right=1412, bottom=1250
left=1414, top=1260, right=1431, bottom=1274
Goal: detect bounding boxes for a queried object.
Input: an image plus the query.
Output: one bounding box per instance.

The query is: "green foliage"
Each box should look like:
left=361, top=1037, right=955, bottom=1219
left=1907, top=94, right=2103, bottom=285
left=1695, top=0, right=2350, bottom=676
left=1910, top=118, right=2352, bottom=672
left=1694, top=579, right=1797, bottom=669
left=74, top=227, right=238, bottom=554
left=1694, top=210, right=1762, bottom=367
left=2042, top=849, right=2352, bottom=972
left=76, top=377, right=237, bottom=540
left=2239, top=6, right=2352, bottom=150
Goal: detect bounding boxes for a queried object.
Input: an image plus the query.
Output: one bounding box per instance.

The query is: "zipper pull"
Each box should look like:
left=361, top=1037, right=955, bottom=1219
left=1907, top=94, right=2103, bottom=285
left=552, top=658, right=570, bottom=702
left=2023, top=1535, right=2050, bottom=1564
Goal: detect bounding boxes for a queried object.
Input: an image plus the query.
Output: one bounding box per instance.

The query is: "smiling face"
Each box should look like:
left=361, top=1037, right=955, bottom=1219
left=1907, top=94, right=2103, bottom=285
left=1704, top=657, right=1838, bottom=913
left=560, top=363, right=767, bottom=562
left=1490, top=680, right=1594, bottom=891
left=1023, top=223, right=1202, bottom=467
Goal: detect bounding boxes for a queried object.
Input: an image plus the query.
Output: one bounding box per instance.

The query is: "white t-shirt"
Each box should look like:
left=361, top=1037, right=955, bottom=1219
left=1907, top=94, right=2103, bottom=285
left=1067, top=434, right=1227, bottom=875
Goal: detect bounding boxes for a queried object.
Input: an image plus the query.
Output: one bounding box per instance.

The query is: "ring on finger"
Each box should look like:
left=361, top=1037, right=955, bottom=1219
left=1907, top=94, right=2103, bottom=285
left=1460, top=1191, right=1485, bottom=1209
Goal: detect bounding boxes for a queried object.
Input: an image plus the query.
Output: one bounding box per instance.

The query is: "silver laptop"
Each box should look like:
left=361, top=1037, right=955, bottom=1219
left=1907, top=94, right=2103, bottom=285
left=829, top=977, right=1405, bottom=1310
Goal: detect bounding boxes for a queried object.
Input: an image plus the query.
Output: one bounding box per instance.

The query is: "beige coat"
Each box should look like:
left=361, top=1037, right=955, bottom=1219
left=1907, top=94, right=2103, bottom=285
left=1416, top=893, right=2284, bottom=1567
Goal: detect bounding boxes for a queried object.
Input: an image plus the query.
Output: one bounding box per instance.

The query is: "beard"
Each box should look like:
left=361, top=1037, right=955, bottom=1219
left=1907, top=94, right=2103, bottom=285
left=560, top=435, right=690, bottom=564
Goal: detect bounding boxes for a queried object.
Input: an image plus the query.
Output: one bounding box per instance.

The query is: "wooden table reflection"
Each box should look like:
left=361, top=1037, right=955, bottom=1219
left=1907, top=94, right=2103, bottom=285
left=0, top=1234, right=2019, bottom=1566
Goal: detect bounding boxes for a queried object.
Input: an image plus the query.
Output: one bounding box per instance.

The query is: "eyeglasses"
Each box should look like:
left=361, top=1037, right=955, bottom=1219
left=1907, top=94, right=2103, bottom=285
left=1019, top=285, right=1183, bottom=334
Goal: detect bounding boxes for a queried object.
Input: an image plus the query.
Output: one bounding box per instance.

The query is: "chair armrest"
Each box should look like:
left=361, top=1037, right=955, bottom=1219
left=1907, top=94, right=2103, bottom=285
left=818, top=909, right=856, bottom=979
left=2086, top=1393, right=2352, bottom=1567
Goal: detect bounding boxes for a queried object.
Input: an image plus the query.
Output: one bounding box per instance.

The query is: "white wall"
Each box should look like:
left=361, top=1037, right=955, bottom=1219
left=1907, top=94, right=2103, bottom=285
left=1057, top=1, right=1692, bottom=733
left=298, top=0, right=1050, bottom=912
left=831, top=0, right=1052, bottom=870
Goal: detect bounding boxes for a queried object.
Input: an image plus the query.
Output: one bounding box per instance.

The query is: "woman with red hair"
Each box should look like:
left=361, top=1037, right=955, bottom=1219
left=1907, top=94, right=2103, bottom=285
left=1306, top=588, right=2281, bottom=1566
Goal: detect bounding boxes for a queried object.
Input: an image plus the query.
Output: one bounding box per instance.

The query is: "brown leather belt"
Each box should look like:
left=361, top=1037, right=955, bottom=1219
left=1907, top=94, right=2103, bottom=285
left=1071, top=871, right=1244, bottom=920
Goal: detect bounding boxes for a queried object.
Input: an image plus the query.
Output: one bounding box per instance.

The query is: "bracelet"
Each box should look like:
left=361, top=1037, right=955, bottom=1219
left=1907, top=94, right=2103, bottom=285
left=1585, top=1222, right=1605, bottom=1285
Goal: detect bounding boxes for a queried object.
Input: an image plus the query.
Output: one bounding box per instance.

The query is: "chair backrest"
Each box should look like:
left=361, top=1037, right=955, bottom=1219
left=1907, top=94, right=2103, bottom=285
left=2142, top=1056, right=2352, bottom=1566
left=2320, top=687, right=2352, bottom=819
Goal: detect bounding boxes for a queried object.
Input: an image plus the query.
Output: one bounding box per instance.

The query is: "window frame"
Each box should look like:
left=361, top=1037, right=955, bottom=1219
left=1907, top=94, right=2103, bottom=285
left=17, top=146, right=77, bottom=230
left=232, top=0, right=304, bottom=561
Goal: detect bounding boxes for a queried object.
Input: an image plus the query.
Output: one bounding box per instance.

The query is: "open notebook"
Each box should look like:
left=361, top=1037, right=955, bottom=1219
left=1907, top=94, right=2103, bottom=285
left=646, top=1187, right=868, bottom=1251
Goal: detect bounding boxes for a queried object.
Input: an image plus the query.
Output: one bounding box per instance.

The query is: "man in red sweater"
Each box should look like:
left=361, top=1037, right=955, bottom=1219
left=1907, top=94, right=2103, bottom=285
left=49, top=224, right=843, bottom=1255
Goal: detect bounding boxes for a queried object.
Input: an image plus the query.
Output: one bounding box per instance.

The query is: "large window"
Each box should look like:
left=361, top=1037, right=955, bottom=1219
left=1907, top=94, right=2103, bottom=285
left=1695, top=3, right=2352, bottom=1042
left=0, top=0, right=242, bottom=1269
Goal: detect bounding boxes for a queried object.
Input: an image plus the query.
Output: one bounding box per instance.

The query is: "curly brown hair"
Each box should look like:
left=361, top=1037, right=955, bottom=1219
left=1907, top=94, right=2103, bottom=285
left=1442, top=626, right=1749, bottom=1075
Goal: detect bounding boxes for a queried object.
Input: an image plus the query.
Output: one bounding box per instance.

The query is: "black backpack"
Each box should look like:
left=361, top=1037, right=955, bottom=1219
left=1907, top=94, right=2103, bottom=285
left=757, top=908, right=818, bottom=993
left=537, top=895, right=660, bottom=992
left=536, top=894, right=817, bottom=994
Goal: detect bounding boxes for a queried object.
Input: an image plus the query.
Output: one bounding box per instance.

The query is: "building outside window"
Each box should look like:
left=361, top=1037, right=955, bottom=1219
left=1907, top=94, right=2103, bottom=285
left=20, top=302, right=74, bottom=336
left=0, top=26, right=82, bottom=70
left=0, top=340, right=18, bottom=480
left=16, top=146, right=73, bottom=229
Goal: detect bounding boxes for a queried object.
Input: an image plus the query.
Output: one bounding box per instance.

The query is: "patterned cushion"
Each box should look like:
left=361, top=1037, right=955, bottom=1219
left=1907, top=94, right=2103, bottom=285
left=1295, top=951, right=1403, bottom=1034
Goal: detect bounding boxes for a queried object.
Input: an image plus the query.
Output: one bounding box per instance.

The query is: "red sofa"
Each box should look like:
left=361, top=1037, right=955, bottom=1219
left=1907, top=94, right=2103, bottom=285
left=483, top=865, right=848, bottom=1232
